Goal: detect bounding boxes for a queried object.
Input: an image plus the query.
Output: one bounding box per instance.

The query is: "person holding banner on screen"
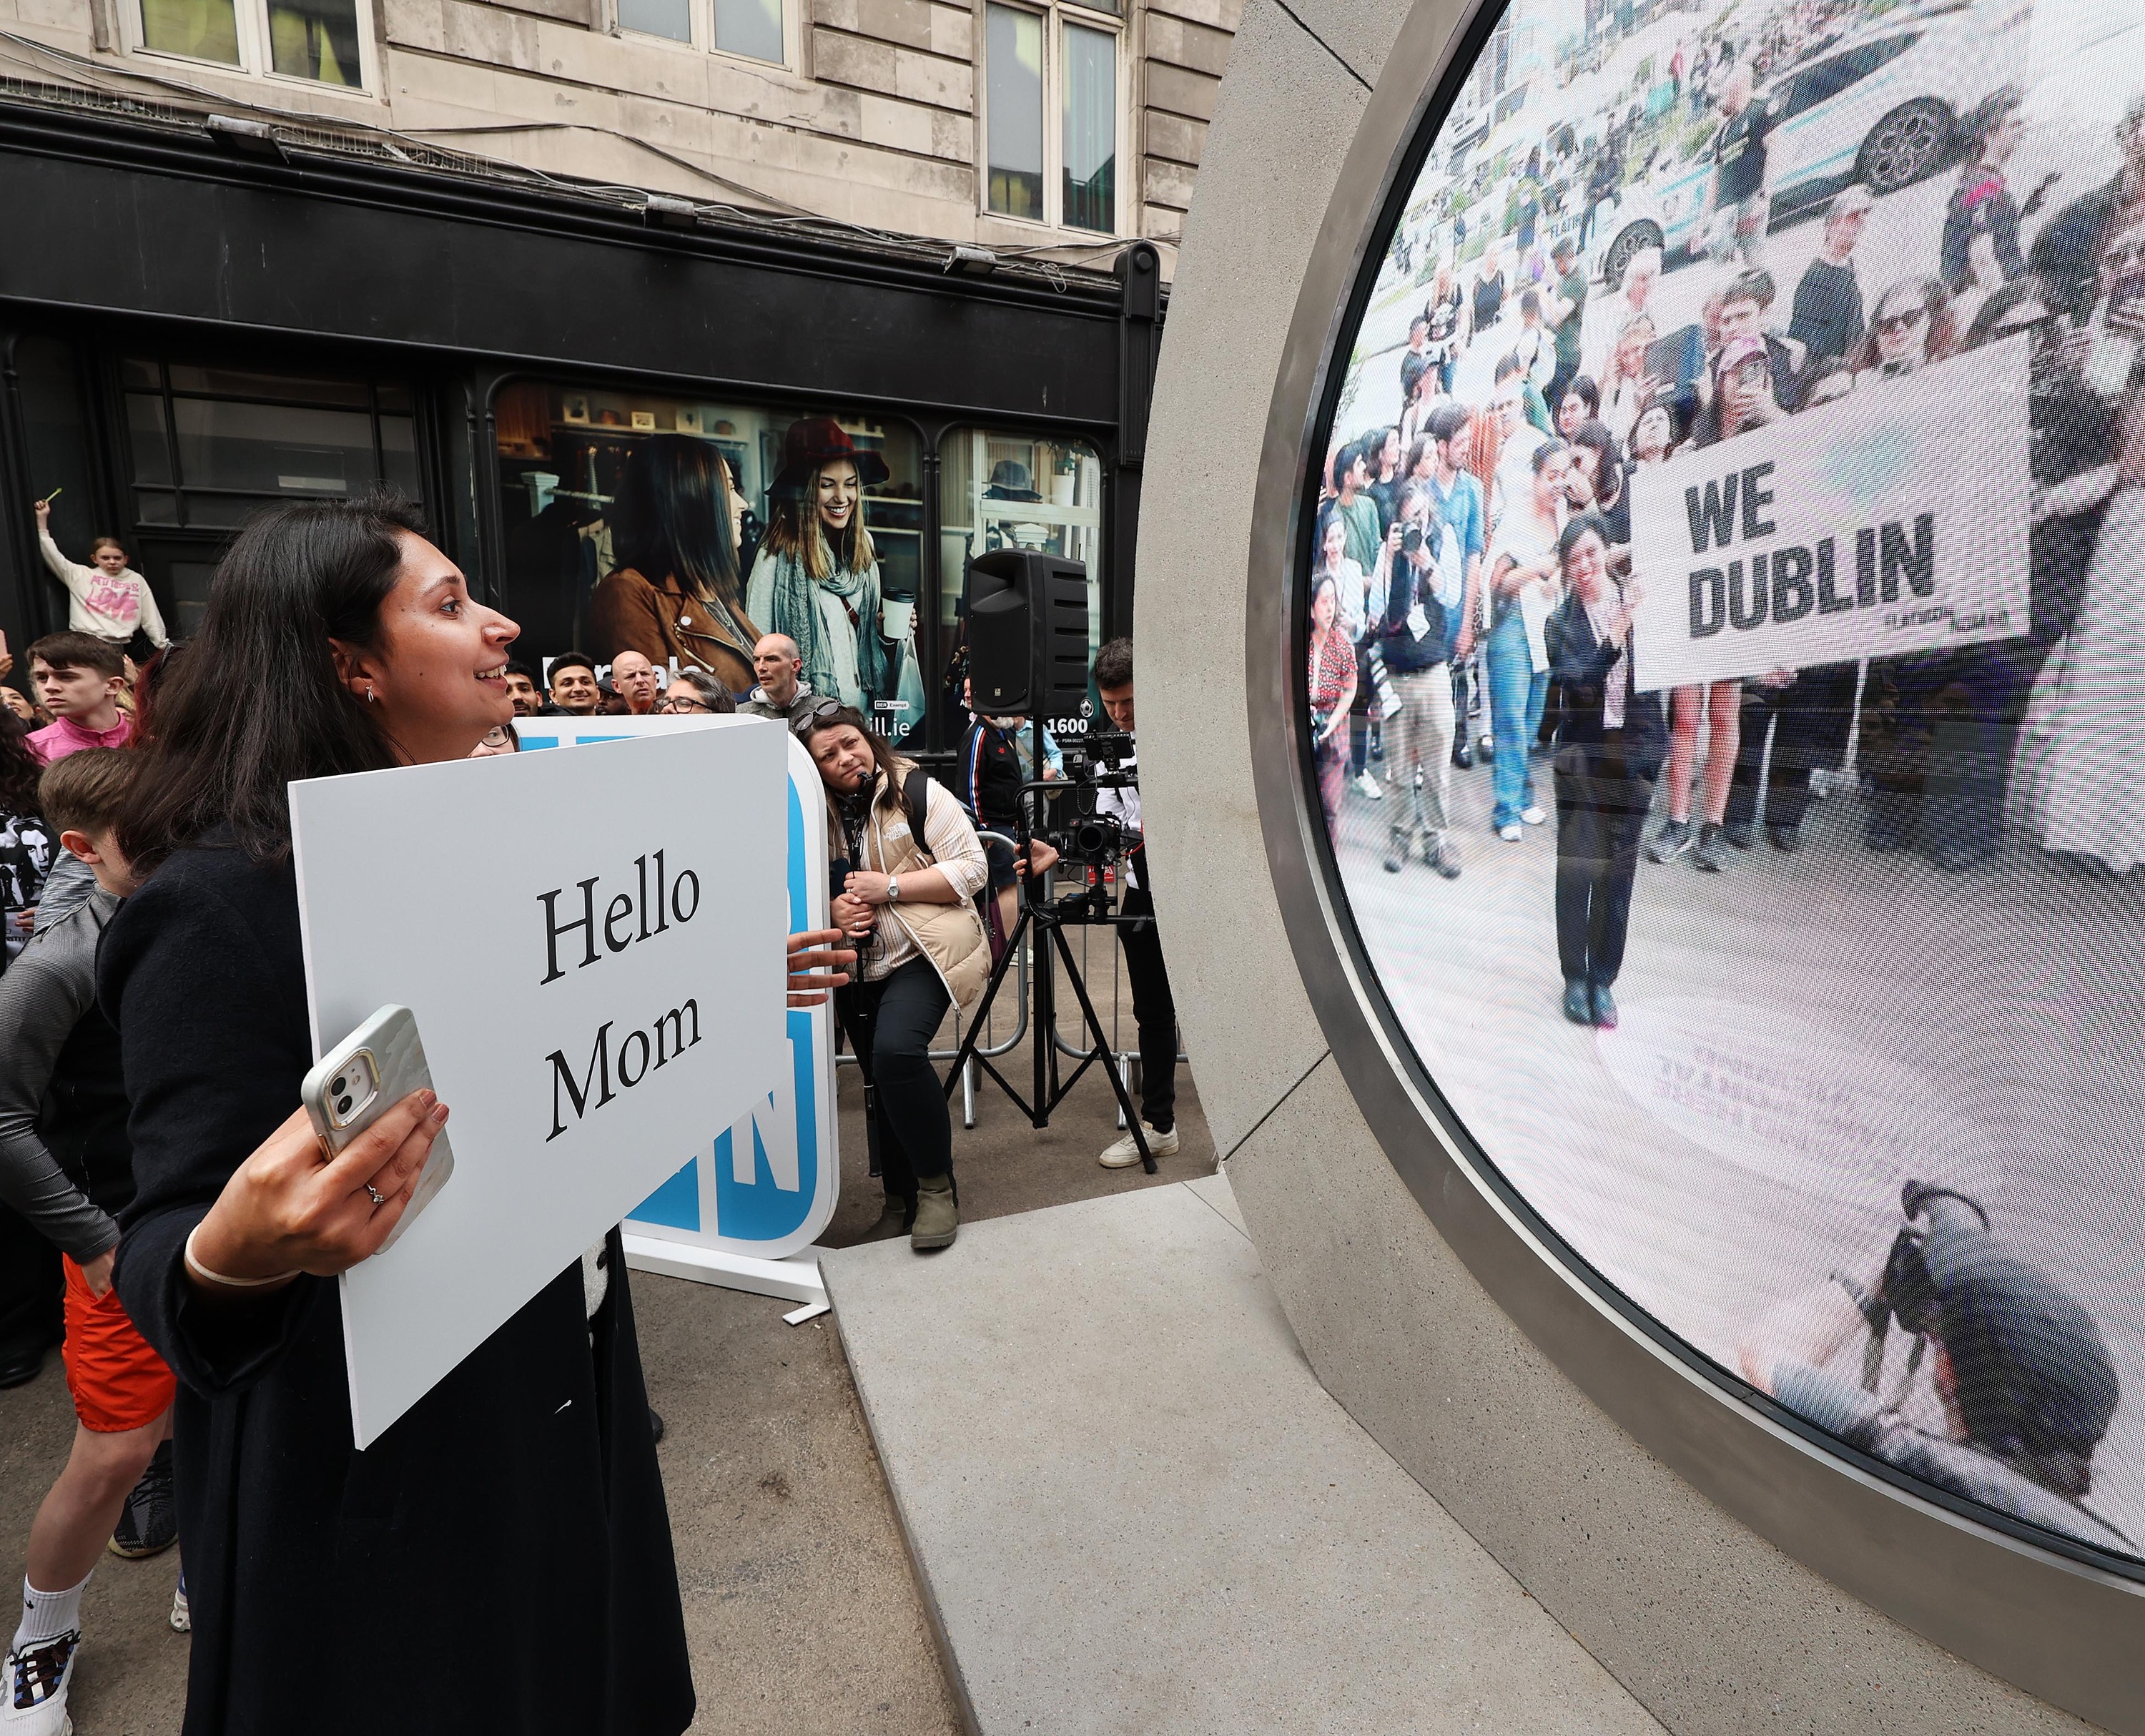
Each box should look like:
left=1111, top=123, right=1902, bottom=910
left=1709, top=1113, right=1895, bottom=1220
left=99, top=495, right=855, bottom=1736
left=1546, top=515, right=1665, bottom=1031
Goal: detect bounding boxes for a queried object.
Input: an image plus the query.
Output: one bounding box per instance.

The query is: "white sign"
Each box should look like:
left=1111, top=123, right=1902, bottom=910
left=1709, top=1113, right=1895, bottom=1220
left=290, top=721, right=789, bottom=1446
left=1627, top=342, right=2031, bottom=691
left=514, top=714, right=839, bottom=1261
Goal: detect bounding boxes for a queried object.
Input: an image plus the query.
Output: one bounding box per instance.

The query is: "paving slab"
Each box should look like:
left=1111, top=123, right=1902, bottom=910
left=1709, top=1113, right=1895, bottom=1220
left=823, top=1175, right=1667, bottom=1736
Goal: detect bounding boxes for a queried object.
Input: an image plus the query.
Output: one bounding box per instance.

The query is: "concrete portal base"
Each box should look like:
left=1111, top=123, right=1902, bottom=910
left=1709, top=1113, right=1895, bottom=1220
left=822, top=1175, right=1665, bottom=1735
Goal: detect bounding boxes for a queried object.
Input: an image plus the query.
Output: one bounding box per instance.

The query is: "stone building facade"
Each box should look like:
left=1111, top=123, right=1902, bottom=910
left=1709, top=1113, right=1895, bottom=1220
left=0, top=0, right=1240, bottom=260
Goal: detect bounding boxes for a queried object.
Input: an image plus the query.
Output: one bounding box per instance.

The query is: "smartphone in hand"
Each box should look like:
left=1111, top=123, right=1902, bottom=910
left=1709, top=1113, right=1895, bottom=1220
left=300, top=1005, right=454, bottom=1254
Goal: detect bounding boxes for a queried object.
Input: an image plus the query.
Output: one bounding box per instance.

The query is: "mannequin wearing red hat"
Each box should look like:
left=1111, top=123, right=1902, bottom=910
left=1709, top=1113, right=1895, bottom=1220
left=746, top=418, right=922, bottom=739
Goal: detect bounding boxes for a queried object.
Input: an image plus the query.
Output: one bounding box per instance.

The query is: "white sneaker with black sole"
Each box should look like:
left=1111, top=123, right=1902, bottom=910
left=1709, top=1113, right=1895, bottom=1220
left=1099, top=1122, right=1180, bottom=1168
left=5, top=1629, right=78, bottom=1736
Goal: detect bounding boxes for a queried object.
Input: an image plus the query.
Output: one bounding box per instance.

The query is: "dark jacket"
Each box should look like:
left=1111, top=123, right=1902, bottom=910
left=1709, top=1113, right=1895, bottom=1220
left=103, top=842, right=694, bottom=1736
left=1546, top=589, right=1667, bottom=781
left=2028, top=174, right=2125, bottom=322
left=960, top=716, right=1024, bottom=829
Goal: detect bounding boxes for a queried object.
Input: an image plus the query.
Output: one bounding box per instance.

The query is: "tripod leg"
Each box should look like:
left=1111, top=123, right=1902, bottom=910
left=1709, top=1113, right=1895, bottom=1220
left=1051, top=925, right=1155, bottom=1174
left=943, top=906, right=1029, bottom=1100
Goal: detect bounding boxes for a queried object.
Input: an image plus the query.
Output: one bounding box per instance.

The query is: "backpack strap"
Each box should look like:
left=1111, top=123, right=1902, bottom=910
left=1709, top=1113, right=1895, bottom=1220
left=901, top=766, right=935, bottom=864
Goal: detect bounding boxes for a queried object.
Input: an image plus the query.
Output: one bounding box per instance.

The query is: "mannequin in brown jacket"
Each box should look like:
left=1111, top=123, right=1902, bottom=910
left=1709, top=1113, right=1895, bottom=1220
left=591, top=435, right=759, bottom=695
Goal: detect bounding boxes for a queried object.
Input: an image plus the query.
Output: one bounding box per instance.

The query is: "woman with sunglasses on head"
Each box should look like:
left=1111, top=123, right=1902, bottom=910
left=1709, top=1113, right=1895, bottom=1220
left=798, top=702, right=988, bottom=1249
left=92, top=496, right=850, bottom=1736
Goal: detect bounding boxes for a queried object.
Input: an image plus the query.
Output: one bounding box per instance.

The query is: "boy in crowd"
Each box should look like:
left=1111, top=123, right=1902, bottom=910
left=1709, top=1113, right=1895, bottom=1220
left=32, top=498, right=169, bottom=656
left=24, top=635, right=130, bottom=765
left=1, top=751, right=177, bottom=1736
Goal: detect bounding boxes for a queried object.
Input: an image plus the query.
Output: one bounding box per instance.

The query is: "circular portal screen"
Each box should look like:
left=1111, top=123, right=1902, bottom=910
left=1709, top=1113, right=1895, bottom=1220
left=1304, top=0, right=2144, bottom=1567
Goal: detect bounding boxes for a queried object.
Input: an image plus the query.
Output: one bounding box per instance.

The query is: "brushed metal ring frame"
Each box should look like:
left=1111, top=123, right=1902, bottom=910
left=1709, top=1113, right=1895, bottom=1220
left=1238, top=0, right=2145, bottom=1725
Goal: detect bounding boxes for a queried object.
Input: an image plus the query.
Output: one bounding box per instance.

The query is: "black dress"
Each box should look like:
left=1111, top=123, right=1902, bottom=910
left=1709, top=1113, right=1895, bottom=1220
left=102, top=840, right=694, bottom=1736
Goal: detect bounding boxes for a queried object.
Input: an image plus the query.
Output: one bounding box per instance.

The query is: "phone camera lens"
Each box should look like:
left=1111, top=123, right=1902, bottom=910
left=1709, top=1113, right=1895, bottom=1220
left=332, top=1075, right=347, bottom=1094
left=336, top=1095, right=353, bottom=1116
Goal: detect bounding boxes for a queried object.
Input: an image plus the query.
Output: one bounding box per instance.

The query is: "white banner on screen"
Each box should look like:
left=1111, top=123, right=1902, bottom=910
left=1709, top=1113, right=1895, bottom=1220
left=1628, top=340, right=2031, bottom=691
left=513, top=714, right=839, bottom=1265
left=291, top=721, right=789, bottom=1446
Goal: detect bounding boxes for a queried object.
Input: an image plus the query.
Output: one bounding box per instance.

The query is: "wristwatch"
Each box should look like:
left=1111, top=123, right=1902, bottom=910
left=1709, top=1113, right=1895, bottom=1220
left=887, top=875, right=901, bottom=903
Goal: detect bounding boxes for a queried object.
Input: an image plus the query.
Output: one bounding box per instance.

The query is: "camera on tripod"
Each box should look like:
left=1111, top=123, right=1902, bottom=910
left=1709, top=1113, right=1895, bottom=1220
left=1041, top=729, right=1138, bottom=867
left=947, top=548, right=1160, bottom=1173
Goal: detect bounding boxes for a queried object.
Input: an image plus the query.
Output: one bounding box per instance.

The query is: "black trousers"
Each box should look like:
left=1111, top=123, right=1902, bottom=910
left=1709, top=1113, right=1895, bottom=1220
left=1725, top=664, right=1856, bottom=833
left=1117, top=882, right=1179, bottom=1133
left=0, top=1202, right=61, bottom=1367
left=837, top=956, right=954, bottom=1204
left=1865, top=641, right=2046, bottom=855
left=1554, top=744, right=1654, bottom=989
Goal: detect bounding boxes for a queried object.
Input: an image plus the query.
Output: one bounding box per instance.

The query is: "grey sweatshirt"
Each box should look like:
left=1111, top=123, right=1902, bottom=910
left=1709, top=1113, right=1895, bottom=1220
left=0, top=884, right=122, bottom=1260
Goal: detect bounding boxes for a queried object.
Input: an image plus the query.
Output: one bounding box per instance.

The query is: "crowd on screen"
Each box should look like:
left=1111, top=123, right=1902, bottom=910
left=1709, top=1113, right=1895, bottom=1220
left=1312, top=75, right=2145, bottom=1031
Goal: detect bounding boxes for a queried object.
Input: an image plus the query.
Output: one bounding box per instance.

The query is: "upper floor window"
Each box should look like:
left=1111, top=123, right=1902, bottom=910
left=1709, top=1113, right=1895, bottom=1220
left=984, top=0, right=1121, bottom=235
left=133, top=0, right=373, bottom=87
left=616, top=0, right=789, bottom=68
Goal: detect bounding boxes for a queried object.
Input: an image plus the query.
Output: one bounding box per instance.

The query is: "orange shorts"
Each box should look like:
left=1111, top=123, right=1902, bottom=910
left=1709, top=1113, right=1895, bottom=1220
left=61, top=1256, right=176, bottom=1434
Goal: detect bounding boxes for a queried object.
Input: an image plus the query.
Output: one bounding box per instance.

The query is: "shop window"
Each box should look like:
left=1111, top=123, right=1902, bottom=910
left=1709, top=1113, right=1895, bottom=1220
left=132, top=0, right=370, bottom=86
left=120, top=360, right=420, bottom=532
left=616, top=0, right=790, bottom=66
left=984, top=1, right=1120, bottom=234
left=492, top=383, right=924, bottom=735
left=937, top=428, right=1103, bottom=738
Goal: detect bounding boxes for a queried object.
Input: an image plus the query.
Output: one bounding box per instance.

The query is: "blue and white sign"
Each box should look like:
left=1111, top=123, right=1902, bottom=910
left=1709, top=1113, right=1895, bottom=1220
left=516, top=714, right=839, bottom=1261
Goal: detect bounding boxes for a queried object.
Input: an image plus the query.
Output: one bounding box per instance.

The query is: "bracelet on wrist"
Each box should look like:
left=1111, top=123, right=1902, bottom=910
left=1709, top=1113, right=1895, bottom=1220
left=183, top=1223, right=297, bottom=1291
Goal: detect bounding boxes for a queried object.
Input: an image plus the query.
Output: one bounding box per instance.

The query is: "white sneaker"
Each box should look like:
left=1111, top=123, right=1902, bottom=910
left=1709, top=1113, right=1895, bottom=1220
left=1099, top=1122, right=1180, bottom=1168
left=1498, top=824, right=1522, bottom=842
left=1352, top=771, right=1384, bottom=801
left=169, top=1578, right=190, bottom=1633
left=1520, top=805, right=1547, bottom=826
left=5, top=1632, right=78, bottom=1735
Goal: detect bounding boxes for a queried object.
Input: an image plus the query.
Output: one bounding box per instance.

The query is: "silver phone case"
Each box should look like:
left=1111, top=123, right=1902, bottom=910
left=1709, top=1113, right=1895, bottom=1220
left=300, top=1004, right=454, bottom=1253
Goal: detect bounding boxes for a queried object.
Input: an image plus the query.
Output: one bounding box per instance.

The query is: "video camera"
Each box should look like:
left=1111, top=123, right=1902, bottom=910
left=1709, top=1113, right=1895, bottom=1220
left=1027, top=729, right=1136, bottom=867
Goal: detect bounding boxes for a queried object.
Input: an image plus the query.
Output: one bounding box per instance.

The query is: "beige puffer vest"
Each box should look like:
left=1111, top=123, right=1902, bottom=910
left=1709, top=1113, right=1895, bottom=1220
left=842, top=761, right=991, bottom=1018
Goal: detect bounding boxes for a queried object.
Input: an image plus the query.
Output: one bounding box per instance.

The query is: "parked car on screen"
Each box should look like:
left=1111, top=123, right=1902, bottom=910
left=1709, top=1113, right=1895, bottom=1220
left=1584, top=0, right=2026, bottom=285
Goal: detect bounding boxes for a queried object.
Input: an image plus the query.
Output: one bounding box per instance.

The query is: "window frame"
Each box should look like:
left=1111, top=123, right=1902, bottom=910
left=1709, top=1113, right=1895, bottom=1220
left=613, top=0, right=802, bottom=77
left=978, top=0, right=1129, bottom=239
left=123, top=0, right=382, bottom=95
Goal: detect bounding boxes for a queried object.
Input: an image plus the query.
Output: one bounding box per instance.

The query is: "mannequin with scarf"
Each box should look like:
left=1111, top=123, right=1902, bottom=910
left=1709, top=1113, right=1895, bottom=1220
left=746, top=419, right=923, bottom=740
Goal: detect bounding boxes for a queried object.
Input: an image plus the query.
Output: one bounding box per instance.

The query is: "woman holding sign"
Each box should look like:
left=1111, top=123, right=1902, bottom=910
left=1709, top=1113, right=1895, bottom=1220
left=1546, top=514, right=1666, bottom=1030
left=99, top=497, right=849, bottom=1736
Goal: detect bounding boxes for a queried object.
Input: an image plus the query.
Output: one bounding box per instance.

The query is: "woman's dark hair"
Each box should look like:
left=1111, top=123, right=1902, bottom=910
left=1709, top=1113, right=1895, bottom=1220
left=610, top=435, right=745, bottom=610
left=0, top=711, right=41, bottom=816
left=1530, top=436, right=1572, bottom=475
left=1570, top=420, right=1623, bottom=502
left=118, top=495, right=420, bottom=872
left=1557, top=511, right=1613, bottom=566
left=1561, top=375, right=1601, bottom=418
left=1399, top=352, right=1429, bottom=405
left=797, top=702, right=902, bottom=789
left=130, top=642, right=184, bottom=747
